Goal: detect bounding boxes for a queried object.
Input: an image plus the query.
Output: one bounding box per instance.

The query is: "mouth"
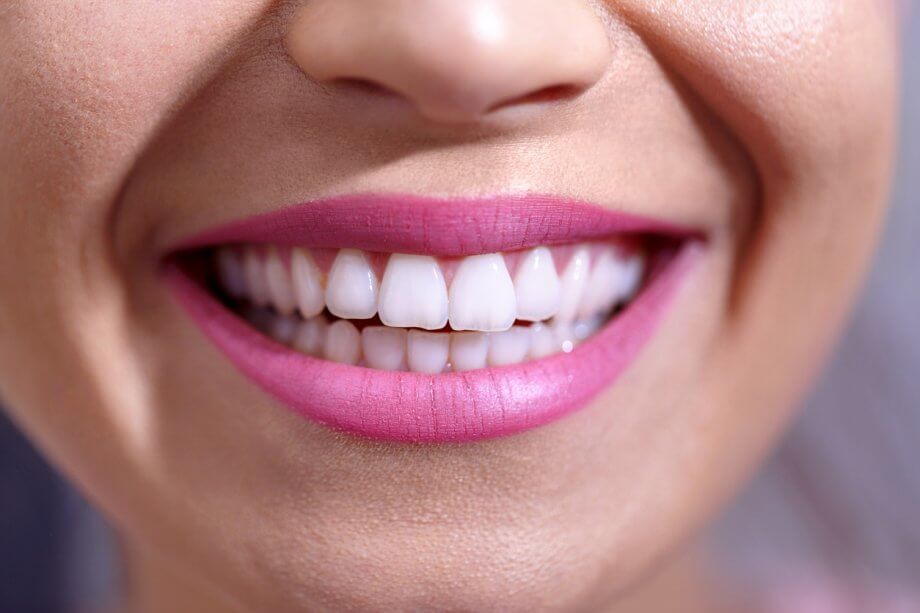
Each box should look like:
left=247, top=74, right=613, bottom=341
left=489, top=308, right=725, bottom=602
left=163, top=194, right=703, bottom=443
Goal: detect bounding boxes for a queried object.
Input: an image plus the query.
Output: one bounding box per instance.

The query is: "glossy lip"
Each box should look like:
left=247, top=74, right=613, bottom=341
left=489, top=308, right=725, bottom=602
left=163, top=194, right=704, bottom=443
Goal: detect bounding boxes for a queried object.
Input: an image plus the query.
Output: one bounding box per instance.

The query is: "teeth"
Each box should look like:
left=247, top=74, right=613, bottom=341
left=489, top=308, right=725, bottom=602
left=555, top=246, right=590, bottom=322
left=216, top=248, right=247, bottom=298
left=614, top=252, right=645, bottom=303
left=229, top=240, right=649, bottom=371
left=513, top=247, right=561, bottom=322
left=529, top=322, right=560, bottom=359
left=291, top=248, right=325, bottom=318
left=450, top=332, right=489, bottom=372
left=378, top=254, right=449, bottom=330
left=407, top=330, right=450, bottom=374
left=324, top=320, right=362, bottom=365
left=243, top=248, right=271, bottom=307
left=449, top=253, right=517, bottom=332
left=293, top=316, right=328, bottom=357
left=488, top=326, right=531, bottom=366
left=325, top=249, right=378, bottom=320
left=264, top=248, right=296, bottom=315
left=578, top=248, right=622, bottom=319
left=361, top=326, right=408, bottom=371
left=268, top=314, right=299, bottom=344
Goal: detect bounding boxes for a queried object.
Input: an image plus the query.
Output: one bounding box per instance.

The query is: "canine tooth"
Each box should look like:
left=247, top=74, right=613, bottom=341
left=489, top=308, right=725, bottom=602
left=293, top=316, right=328, bottom=357
left=450, top=332, right=489, bottom=372
left=291, top=248, right=325, bottom=318
left=265, top=249, right=296, bottom=315
left=378, top=254, right=449, bottom=330
left=529, top=322, right=559, bottom=359
left=614, top=252, right=645, bottom=303
left=362, top=326, right=407, bottom=371
left=513, top=247, right=561, bottom=322
left=449, top=254, right=516, bottom=332
left=578, top=248, right=621, bottom=318
left=325, top=249, right=378, bottom=319
left=487, top=326, right=530, bottom=366
left=216, top=248, right=247, bottom=298
left=268, top=315, right=299, bottom=344
left=555, top=245, right=590, bottom=322
left=244, top=248, right=271, bottom=307
left=324, top=320, right=361, bottom=365
left=407, top=330, right=449, bottom=374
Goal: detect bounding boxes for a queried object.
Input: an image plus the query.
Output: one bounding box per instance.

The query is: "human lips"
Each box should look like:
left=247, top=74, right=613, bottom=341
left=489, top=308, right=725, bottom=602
left=163, top=194, right=703, bottom=442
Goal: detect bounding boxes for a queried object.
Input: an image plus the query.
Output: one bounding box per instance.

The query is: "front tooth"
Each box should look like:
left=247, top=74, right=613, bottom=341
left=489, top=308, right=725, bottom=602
left=513, top=247, right=561, bottom=322
left=216, top=248, right=247, bottom=298
left=449, top=254, right=517, bottom=332
left=577, top=248, right=620, bottom=318
left=291, top=248, right=325, bottom=318
left=555, top=245, right=590, bottom=322
left=378, top=254, right=449, bottom=330
left=529, top=322, right=559, bottom=359
left=362, top=326, right=407, bottom=371
left=487, top=326, right=530, bottom=366
left=265, top=248, right=296, bottom=315
left=325, top=249, right=378, bottom=319
left=293, top=316, right=328, bottom=357
left=324, top=320, right=361, bottom=365
left=450, top=332, right=489, bottom=372
left=407, top=330, right=449, bottom=374
left=244, top=247, right=271, bottom=307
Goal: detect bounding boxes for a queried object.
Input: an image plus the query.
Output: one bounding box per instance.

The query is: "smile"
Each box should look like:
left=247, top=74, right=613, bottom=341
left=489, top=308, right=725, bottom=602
left=164, top=194, right=703, bottom=442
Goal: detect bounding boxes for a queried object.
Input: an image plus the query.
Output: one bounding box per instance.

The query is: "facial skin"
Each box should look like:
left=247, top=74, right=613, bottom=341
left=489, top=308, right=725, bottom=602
left=0, top=1, right=898, bottom=611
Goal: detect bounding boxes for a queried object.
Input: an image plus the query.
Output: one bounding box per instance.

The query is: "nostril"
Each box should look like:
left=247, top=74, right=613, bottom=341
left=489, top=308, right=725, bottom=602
left=329, top=77, right=401, bottom=100
left=486, top=84, right=584, bottom=114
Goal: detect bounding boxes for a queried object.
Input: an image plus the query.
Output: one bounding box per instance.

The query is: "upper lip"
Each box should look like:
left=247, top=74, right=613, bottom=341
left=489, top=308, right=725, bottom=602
left=169, top=193, right=702, bottom=257
left=164, top=193, right=704, bottom=443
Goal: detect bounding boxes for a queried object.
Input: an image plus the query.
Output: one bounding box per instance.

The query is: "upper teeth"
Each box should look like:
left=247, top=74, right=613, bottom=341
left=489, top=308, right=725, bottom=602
left=216, top=242, right=645, bottom=334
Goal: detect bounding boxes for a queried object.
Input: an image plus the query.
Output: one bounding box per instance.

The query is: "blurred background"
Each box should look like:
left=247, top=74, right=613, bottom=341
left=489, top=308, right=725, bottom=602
left=1, top=15, right=917, bottom=613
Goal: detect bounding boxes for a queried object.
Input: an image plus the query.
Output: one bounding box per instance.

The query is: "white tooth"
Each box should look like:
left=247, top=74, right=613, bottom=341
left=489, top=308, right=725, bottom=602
left=573, top=315, right=604, bottom=342
left=244, top=247, right=271, bottom=307
left=613, top=251, right=646, bottom=303
left=487, top=326, right=531, bottom=366
left=450, top=332, right=489, bottom=372
left=448, top=254, right=517, bottom=332
left=577, top=248, right=621, bottom=319
left=378, top=254, right=449, bottom=330
left=529, top=322, right=559, bottom=359
left=513, top=247, right=561, bottom=322
left=552, top=322, right=576, bottom=354
left=324, top=320, right=361, bottom=365
left=264, top=248, right=296, bottom=315
left=555, top=245, right=590, bottom=322
left=361, top=326, right=407, bottom=371
left=407, top=330, right=449, bottom=374
left=216, top=248, right=247, bottom=298
left=268, top=315, right=299, bottom=345
left=325, top=249, right=378, bottom=320
left=291, top=248, right=325, bottom=318
left=293, top=316, right=328, bottom=357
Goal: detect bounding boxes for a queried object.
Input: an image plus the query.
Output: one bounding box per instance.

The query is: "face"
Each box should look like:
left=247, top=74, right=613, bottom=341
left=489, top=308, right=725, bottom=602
left=0, top=1, right=898, bottom=610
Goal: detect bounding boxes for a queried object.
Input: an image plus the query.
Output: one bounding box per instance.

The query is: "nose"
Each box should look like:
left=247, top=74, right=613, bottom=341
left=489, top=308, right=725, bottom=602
left=285, top=0, right=610, bottom=123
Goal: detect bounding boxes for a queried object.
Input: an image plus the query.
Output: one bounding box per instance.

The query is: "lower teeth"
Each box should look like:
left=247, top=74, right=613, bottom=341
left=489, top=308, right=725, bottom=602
left=240, top=305, right=610, bottom=373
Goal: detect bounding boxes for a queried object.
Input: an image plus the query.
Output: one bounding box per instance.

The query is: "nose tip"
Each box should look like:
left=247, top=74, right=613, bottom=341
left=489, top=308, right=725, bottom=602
left=286, top=0, right=610, bottom=123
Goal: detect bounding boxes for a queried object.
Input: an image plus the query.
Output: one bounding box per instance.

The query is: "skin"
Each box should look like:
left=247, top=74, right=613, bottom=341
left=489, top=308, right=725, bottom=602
left=0, top=1, right=899, bottom=611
